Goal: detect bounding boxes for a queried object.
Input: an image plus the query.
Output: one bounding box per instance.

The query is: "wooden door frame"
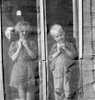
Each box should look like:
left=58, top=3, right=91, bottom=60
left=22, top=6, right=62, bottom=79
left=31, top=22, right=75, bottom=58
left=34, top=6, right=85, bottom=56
left=0, top=0, right=83, bottom=100
left=72, top=0, right=83, bottom=59
left=0, top=7, right=4, bottom=100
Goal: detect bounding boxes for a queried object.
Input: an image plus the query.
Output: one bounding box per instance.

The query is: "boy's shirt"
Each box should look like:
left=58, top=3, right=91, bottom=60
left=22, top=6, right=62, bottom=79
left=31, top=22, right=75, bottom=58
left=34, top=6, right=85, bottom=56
left=49, top=41, right=78, bottom=72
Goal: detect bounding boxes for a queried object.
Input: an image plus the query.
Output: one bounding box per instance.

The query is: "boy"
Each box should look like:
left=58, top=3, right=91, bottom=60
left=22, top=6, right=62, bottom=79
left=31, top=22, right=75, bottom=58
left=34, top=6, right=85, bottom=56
left=49, top=24, right=78, bottom=100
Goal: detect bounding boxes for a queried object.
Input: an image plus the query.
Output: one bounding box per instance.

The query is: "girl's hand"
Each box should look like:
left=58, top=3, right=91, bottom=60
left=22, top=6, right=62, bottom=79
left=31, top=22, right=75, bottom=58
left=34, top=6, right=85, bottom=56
left=18, top=39, right=22, bottom=48
left=22, top=39, right=28, bottom=48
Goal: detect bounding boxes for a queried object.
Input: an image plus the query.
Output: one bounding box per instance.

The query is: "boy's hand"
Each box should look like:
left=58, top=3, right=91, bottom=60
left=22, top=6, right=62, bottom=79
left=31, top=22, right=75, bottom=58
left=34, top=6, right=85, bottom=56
left=60, top=43, right=65, bottom=50
left=57, top=43, right=61, bottom=52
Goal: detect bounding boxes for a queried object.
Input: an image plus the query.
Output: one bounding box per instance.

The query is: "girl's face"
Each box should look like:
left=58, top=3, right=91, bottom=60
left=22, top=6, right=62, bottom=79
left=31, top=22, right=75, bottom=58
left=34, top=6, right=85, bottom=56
left=19, top=26, right=28, bottom=39
left=53, top=29, right=65, bottom=43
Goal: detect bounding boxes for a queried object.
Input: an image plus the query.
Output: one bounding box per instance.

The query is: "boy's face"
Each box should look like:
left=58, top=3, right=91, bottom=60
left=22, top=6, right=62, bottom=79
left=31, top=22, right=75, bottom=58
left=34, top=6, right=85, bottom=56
left=53, top=29, right=65, bottom=43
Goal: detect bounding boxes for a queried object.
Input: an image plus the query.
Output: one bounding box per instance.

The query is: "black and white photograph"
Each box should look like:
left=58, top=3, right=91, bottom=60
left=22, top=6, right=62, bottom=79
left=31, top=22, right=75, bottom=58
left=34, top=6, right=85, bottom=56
left=0, top=0, right=95, bottom=100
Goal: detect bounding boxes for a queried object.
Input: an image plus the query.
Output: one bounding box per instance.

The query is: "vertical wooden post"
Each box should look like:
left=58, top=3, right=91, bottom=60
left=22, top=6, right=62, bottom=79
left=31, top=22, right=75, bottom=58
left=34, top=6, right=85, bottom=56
left=36, top=0, right=42, bottom=100
left=79, top=0, right=83, bottom=59
left=40, top=0, right=47, bottom=100
left=78, top=0, right=83, bottom=100
left=72, top=0, right=78, bottom=39
left=0, top=6, right=4, bottom=100
left=72, top=0, right=79, bottom=50
left=73, top=0, right=83, bottom=99
left=36, top=0, right=47, bottom=100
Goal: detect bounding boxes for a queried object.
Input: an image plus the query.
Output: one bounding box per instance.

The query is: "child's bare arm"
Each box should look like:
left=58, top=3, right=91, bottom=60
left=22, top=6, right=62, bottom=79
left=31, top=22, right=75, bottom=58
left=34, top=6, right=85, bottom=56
left=22, top=40, right=37, bottom=59
left=49, top=50, right=60, bottom=61
left=11, top=41, right=22, bottom=61
left=11, top=46, right=21, bottom=61
left=49, top=44, right=61, bottom=61
left=64, top=43, right=78, bottom=59
left=52, top=50, right=60, bottom=59
left=9, top=41, right=22, bottom=61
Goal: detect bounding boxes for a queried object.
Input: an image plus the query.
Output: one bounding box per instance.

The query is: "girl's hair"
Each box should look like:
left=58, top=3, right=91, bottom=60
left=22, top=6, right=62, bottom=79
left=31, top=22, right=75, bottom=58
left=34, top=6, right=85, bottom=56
left=50, top=24, right=65, bottom=37
left=15, top=21, right=32, bottom=33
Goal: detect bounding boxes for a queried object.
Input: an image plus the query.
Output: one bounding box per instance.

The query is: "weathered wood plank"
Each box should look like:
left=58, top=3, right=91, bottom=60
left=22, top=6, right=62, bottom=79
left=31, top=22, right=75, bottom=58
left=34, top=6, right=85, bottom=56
left=83, top=0, right=90, bottom=13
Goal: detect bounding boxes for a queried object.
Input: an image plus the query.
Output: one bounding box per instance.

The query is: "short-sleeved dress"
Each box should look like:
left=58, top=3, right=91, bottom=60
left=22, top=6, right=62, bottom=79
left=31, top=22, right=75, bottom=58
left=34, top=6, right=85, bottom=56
left=9, top=40, right=38, bottom=88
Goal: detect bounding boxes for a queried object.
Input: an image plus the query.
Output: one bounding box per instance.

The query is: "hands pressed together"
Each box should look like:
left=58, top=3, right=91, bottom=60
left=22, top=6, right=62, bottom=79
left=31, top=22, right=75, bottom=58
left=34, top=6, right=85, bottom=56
left=18, top=38, right=28, bottom=49
left=57, top=43, right=65, bottom=53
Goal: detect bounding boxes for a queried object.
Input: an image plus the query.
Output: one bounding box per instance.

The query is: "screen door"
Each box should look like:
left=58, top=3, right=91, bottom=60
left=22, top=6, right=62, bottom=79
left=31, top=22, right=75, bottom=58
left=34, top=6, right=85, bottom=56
left=1, top=0, right=82, bottom=100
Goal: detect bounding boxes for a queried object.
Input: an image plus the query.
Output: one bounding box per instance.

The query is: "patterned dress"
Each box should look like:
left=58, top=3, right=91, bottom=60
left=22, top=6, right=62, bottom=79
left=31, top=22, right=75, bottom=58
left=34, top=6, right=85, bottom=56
left=9, top=40, right=38, bottom=88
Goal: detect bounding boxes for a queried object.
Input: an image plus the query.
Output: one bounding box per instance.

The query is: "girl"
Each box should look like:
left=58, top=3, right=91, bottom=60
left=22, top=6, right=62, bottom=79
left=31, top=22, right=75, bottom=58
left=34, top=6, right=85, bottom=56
left=8, top=21, right=38, bottom=100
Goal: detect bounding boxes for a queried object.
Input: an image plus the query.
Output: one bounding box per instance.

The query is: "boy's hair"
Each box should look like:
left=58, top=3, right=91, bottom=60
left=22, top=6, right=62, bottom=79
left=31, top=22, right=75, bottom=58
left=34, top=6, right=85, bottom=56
left=15, top=21, right=32, bottom=33
left=50, top=24, right=65, bottom=37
